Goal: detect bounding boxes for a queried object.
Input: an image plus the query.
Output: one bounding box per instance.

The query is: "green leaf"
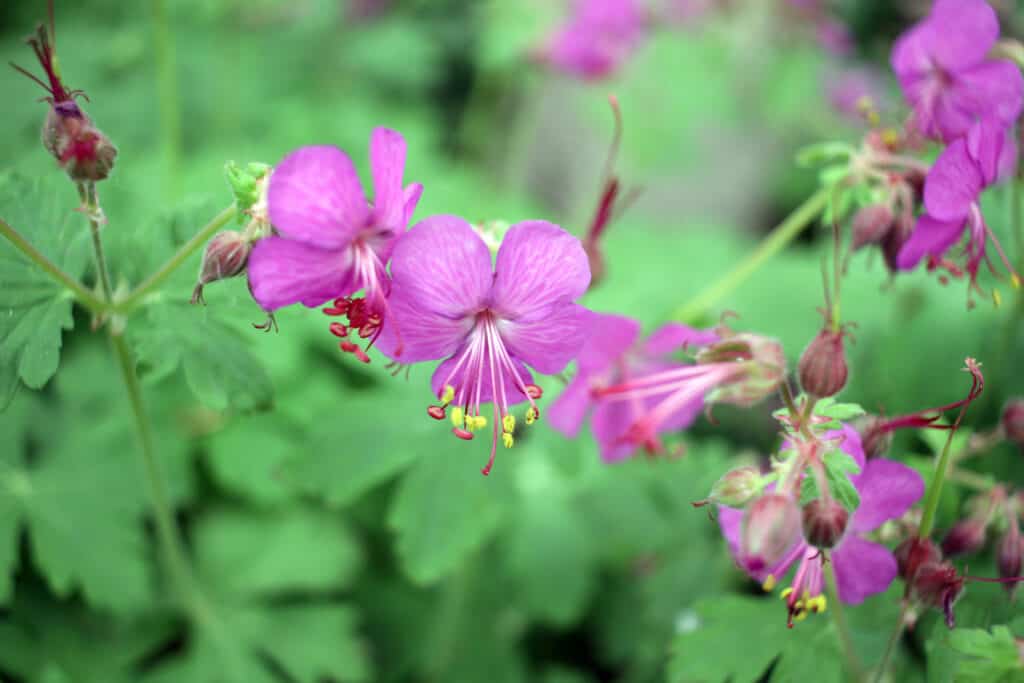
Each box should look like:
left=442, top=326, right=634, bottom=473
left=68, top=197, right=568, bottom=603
left=947, top=626, right=1024, bottom=683
left=795, top=141, right=855, bottom=168
left=131, top=301, right=273, bottom=412
left=772, top=623, right=844, bottom=682
left=0, top=173, right=91, bottom=406
left=814, top=397, right=867, bottom=422
left=195, top=506, right=362, bottom=597
left=800, top=448, right=862, bottom=513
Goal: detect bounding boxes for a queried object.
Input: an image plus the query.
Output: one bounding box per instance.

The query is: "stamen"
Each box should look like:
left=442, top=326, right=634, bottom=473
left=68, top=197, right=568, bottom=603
left=427, top=405, right=446, bottom=420
left=453, top=428, right=474, bottom=440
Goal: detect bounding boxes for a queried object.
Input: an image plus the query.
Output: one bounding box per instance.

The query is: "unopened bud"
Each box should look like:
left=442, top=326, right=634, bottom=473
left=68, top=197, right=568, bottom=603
left=895, top=537, right=942, bottom=582
left=881, top=213, right=914, bottom=273
left=43, top=105, right=118, bottom=182
left=851, top=204, right=894, bottom=250
left=699, top=334, right=786, bottom=407
left=696, top=466, right=762, bottom=508
left=856, top=415, right=893, bottom=459
left=191, top=231, right=252, bottom=304
left=1001, top=399, right=1024, bottom=446
left=740, top=494, right=801, bottom=573
left=802, top=498, right=850, bottom=549
left=798, top=328, right=848, bottom=398
left=997, top=524, right=1023, bottom=595
left=940, top=518, right=988, bottom=557
left=909, top=561, right=964, bottom=629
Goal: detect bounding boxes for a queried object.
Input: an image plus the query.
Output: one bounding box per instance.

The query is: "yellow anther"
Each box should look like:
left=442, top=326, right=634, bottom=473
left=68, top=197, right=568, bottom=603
left=525, top=407, right=538, bottom=425
left=794, top=611, right=808, bottom=623
left=994, top=289, right=1003, bottom=307
left=763, top=575, right=778, bottom=592
left=882, top=128, right=900, bottom=147
left=466, top=415, right=487, bottom=430
left=441, top=385, right=455, bottom=405
left=450, top=406, right=464, bottom=427
left=1013, top=274, right=1022, bottom=289
left=502, top=414, right=516, bottom=433
left=801, top=590, right=811, bottom=602
left=814, top=596, right=828, bottom=613
left=502, top=433, right=514, bottom=449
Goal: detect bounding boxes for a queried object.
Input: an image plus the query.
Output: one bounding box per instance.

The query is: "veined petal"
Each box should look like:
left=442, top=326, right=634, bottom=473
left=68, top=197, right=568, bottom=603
left=576, top=310, right=640, bottom=374
left=374, top=183, right=424, bottom=265
left=430, top=349, right=534, bottom=406
left=267, top=146, right=369, bottom=249
left=499, top=303, right=587, bottom=375
left=370, top=128, right=409, bottom=233
left=641, top=322, right=719, bottom=357
left=924, top=138, right=982, bottom=221
left=248, top=237, right=353, bottom=310
left=389, top=215, right=493, bottom=317
left=850, top=459, right=925, bottom=533
left=548, top=374, right=594, bottom=438
left=492, top=220, right=590, bottom=319
left=375, top=287, right=474, bottom=362
left=832, top=535, right=898, bottom=604
left=897, top=214, right=965, bottom=270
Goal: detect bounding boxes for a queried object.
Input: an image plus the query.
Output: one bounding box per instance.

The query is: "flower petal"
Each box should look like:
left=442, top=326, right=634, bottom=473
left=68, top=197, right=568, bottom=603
left=548, top=374, right=593, bottom=438
left=591, top=395, right=641, bottom=463
left=719, top=506, right=805, bottom=584
left=832, top=535, right=898, bottom=604
left=370, top=128, right=409, bottom=233
left=247, top=237, right=353, bottom=310
left=928, top=0, right=999, bottom=71
left=953, top=61, right=1024, bottom=136
left=389, top=215, right=494, bottom=317
left=576, top=310, right=641, bottom=374
left=267, top=146, right=369, bottom=249
left=499, top=303, right=588, bottom=375
left=375, top=287, right=475, bottom=362
left=641, top=322, right=719, bottom=357
left=492, top=220, right=591, bottom=319
left=429, top=350, right=534, bottom=406
left=897, top=214, right=964, bottom=270
left=850, top=458, right=925, bottom=533
left=924, top=139, right=983, bottom=221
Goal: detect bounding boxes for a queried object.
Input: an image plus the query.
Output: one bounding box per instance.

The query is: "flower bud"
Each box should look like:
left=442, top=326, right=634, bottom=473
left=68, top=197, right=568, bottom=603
left=699, top=334, right=786, bottom=408
left=740, top=494, right=801, bottom=573
left=894, top=537, right=942, bottom=582
left=881, top=212, right=914, bottom=273
left=997, top=524, right=1022, bottom=594
left=1001, top=399, right=1024, bottom=446
left=801, top=498, right=849, bottom=549
left=909, top=561, right=964, bottom=629
left=44, top=104, right=118, bottom=182
left=851, top=204, right=894, bottom=250
left=695, top=466, right=762, bottom=508
left=856, top=415, right=893, bottom=459
left=191, top=231, right=253, bottom=304
left=940, top=518, right=988, bottom=557
left=798, top=328, right=848, bottom=398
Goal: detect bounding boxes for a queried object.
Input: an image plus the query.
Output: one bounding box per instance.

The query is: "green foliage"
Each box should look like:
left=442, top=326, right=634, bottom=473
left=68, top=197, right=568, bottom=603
left=800, top=447, right=862, bottom=512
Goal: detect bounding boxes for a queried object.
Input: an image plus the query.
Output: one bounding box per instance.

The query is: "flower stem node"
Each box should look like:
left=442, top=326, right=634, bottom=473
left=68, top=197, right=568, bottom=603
left=740, top=493, right=802, bottom=573
left=801, top=498, right=850, bottom=549
left=798, top=327, right=849, bottom=399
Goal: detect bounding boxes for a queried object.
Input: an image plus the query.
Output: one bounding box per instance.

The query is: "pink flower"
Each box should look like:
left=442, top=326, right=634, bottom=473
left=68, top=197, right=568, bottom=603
left=377, top=216, right=590, bottom=475
left=548, top=312, right=718, bottom=462
left=891, top=0, right=1023, bottom=142
left=538, top=0, right=647, bottom=81
left=719, top=427, right=925, bottom=625
left=248, top=129, right=423, bottom=316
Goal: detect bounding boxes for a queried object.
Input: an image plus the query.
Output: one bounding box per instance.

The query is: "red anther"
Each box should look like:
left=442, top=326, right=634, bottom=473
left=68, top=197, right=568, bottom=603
left=353, top=347, right=371, bottom=364
left=525, top=384, right=543, bottom=399
left=323, top=306, right=345, bottom=316
left=332, top=297, right=350, bottom=314
left=328, top=322, right=349, bottom=337
left=453, top=428, right=474, bottom=440
left=358, top=323, right=377, bottom=339
left=340, top=341, right=359, bottom=353
left=368, top=313, right=382, bottom=326
left=427, top=405, right=446, bottom=420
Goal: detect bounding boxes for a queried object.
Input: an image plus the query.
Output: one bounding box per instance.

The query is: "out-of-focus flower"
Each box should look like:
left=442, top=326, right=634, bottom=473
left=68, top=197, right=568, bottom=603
left=825, top=68, right=888, bottom=123
left=720, top=427, right=925, bottom=625
left=548, top=312, right=717, bottom=461
left=377, top=216, right=590, bottom=475
left=536, top=0, right=647, bottom=81
left=891, top=0, right=1023, bottom=142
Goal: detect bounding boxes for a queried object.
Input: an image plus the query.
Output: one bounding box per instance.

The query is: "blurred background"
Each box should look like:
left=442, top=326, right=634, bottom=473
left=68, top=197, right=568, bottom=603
left=1, top=1, right=1024, bottom=682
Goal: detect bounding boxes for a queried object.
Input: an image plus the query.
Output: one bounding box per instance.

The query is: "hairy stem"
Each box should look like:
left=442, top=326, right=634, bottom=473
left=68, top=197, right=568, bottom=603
left=82, top=183, right=114, bottom=303
left=116, top=204, right=236, bottom=313
left=152, top=0, right=183, bottom=199
left=824, top=561, right=865, bottom=682
left=674, top=188, right=829, bottom=324
left=0, top=217, right=106, bottom=313
left=918, top=425, right=959, bottom=540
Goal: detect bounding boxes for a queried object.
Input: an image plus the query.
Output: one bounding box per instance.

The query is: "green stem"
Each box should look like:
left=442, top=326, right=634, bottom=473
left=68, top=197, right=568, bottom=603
left=83, top=183, right=115, bottom=304
left=872, top=606, right=908, bottom=683
left=152, top=0, right=183, bottom=199
left=673, top=188, right=830, bottom=324
left=824, top=561, right=865, bottom=682
left=918, top=425, right=958, bottom=540
left=116, top=204, right=236, bottom=313
left=0, top=217, right=106, bottom=313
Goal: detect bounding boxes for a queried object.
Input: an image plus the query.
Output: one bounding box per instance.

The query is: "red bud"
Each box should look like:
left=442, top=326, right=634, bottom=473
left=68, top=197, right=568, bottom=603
left=740, top=494, right=801, bottom=573
left=940, top=518, right=988, bottom=557
left=191, top=231, right=252, bottom=304
left=909, top=561, right=964, bottom=629
left=1002, top=399, right=1024, bottom=446
left=997, top=524, right=1023, bottom=596
left=801, top=498, right=850, bottom=549
left=895, top=537, right=942, bottom=583
left=851, top=204, right=894, bottom=250
left=798, top=328, right=848, bottom=398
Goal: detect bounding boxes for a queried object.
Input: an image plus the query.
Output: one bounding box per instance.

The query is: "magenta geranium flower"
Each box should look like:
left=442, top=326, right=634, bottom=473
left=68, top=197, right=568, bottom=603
left=376, top=215, right=590, bottom=475
left=537, top=0, right=647, bottom=81
left=890, top=0, right=1023, bottom=142
left=897, top=120, right=1018, bottom=289
left=719, top=427, right=925, bottom=625
left=248, top=128, right=422, bottom=316
left=548, top=312, right=718, bottom=462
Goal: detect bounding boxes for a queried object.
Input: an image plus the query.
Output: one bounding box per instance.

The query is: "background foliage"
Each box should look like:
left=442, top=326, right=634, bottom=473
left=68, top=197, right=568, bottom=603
left=1, top=1, right=1023, bottom=681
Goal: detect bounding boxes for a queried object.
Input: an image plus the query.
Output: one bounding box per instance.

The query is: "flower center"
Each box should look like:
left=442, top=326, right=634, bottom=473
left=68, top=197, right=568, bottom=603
left=321, top=241, right=391, bottom=363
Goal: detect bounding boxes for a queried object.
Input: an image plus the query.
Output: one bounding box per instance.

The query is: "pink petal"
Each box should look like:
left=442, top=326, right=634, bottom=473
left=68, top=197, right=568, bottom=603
left=833, top=424, right=866, bottom=471
left=402, top=183, right=424, bottom=228
left=924, top=139, right=982, bottom=221
left=370, top=128, right=409, bottom=233
left=897, top=214, right=965, bottom=270
left=492, top=220, right=590, bottom=319
left=375, top=287, right=475, bottom=362
left=429, top=350, right=534, bottom=406
left=832, top=535, right=898, bottom=604
left=591, top=395, right=641, bottom=463
left=267, top=146, right=370, bottom=249
left=951, top=61, right=1024, bottom=135
left=718, top=506, right=804, bottom=584
left=641, top=323, right=718, bottom=357
left=548, top=374, right=593, bottom=438
left=500, top=303, right=588, bottom=375
left=576, top=310, right=640, bottom=373
left=247, top=237, right=354, bottom=310
left=850, top=458, right=925, bottom=533
left=966, top=119, right=1006, bottom=185
left=928, top=0, right=999, bottom=71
